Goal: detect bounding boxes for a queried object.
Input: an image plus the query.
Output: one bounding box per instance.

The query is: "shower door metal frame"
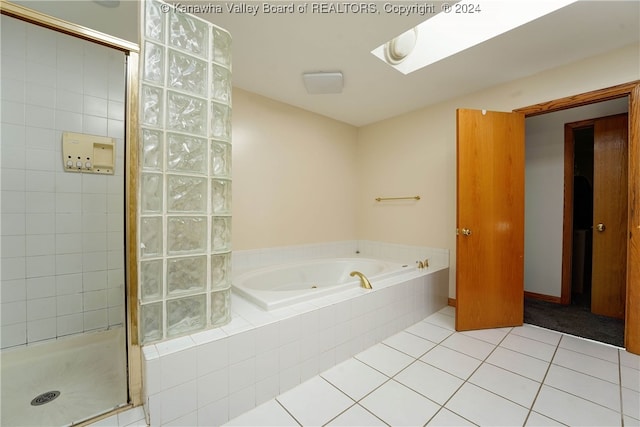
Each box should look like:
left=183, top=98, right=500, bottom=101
left=0, top=0, right=143, bottom=420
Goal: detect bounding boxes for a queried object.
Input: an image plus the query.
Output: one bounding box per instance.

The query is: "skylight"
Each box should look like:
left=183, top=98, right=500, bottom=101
left=372, top=0, right=579, bottom=74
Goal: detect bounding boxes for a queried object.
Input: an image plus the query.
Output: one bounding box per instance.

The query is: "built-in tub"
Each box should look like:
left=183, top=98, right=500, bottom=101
left=232, top=257, right=413, bottom=310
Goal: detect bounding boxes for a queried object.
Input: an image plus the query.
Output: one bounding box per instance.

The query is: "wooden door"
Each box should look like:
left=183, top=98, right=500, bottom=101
left=456, top=109, right=525, bottom=331
left=591, top=114, right=628, bottom=318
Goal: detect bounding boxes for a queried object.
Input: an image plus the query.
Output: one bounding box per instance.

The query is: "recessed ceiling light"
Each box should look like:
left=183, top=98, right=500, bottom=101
left=302, top=72, right=343, bottom=94
left=373, top=0, right=579, bottom=74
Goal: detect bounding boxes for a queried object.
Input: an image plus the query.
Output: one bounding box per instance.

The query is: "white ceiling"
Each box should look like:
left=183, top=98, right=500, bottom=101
left=16, top=0, right=640, bottom=126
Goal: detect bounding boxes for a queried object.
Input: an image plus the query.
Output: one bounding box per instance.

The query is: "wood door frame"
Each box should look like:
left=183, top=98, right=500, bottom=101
left=515, top=81, right=640, bottom=353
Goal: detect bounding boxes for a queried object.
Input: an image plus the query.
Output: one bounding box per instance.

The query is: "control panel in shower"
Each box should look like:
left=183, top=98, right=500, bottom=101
left=62, top=132, right=116, bottom=175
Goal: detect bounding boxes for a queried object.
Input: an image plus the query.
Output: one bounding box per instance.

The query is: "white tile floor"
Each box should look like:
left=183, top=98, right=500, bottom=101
left=224, top=307, right=640, bottom=427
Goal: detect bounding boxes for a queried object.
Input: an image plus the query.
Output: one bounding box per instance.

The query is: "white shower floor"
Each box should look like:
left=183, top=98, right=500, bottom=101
left=1, top=328, right=128, bottom=426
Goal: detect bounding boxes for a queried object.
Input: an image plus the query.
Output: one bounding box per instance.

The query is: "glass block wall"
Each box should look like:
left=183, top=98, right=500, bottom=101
left=139, top=0, right=232, bottom=343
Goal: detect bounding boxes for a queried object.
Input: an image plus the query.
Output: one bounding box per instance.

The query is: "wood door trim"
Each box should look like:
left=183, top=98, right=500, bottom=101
left=525, top=291, right=562, bottom=304
left=515, top=80, right=639, bottom=353
left=515, top=81, right=639, bottom=117
left=627, top=84, right=640, bottom=352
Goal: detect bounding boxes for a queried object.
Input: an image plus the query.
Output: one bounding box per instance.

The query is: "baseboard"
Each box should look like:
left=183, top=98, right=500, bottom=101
left=524, top=291, right=562, bottom=304
left=450, top=294, right=561, bottom=306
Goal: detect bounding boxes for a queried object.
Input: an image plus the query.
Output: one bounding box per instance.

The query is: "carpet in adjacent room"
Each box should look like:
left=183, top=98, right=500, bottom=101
left=524, top=297, right=624, bottom=348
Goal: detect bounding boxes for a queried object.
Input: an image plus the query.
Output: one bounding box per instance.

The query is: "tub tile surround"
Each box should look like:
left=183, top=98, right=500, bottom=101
left=142, top=241, right=450, bottom=426
left=232, top=240, right=450, bottom=275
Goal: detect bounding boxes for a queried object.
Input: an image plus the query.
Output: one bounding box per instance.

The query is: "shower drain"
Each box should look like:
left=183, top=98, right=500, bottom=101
left=30, top=391, right=60, bottom=406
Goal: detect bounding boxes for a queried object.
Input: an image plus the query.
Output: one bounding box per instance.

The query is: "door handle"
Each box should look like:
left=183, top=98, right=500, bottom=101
left=461, top=228, right=472, bottom=236
left=596, top=223, right=606, bottom=232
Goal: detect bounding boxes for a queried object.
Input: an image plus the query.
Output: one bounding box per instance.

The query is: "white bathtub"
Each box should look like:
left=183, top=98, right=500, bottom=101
left=232, top=257, right=412, bottom=310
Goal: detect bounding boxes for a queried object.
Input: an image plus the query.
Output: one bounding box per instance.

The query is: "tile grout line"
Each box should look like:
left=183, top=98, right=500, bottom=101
left=420, top=326, right=513, bottom=426
left=524, top=333, right=565, bottom=426
left=424, top=324, right=533, bottom=425
left=334, top=315, right=455, bottom=426
left=377, top=343, right=461, bottom=426
left=379, top=338, right=439, bottom=360
left=551, top=346, right=623, bottom=386
left=460, top=325, right=622, bottom=424
left=274, top=397, right=303, bottom=427
left=413, top=315, right=564, bottom=425
left=496, top=333, right=560, bottom=363
left=523, top=338, right=554, bottom=425
left=541, top=378, right=629, bottom=416
left=492, top=329, right=627, bottom=392
left=318, top=370, right=391, bottom=427
left=322, top=402, right=390, bottom=427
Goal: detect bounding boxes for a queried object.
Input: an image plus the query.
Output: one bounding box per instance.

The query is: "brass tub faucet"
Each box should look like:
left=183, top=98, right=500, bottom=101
left=350, top=271, right=372, bottom=289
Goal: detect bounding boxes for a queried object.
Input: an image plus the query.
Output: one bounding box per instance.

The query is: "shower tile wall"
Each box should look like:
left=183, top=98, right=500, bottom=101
left=0, top=16, right=126, bottom=348
left=139, top=0, right=233, bottom=343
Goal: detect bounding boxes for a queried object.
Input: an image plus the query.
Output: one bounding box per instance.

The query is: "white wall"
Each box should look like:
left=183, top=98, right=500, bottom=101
left=0, top=16, right=126, bottom=348
left=524, top=98, right=629, bottom=297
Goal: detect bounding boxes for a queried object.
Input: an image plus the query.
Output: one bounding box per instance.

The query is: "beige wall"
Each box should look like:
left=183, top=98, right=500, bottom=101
left=524, top=99, right=628, bottom=298
left=232, top=89, right=359, bottom=250
left=232, top=43, right=639, bottom=298
left=356, top=43, right=639, bottom=297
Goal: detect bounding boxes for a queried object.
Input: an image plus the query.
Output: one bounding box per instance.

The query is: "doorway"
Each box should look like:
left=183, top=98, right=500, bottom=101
left=531, top=113, right=628, bottom=347
left=454, top=82, right=639, bottom=353
left=521, top=104, right=628, bottom=347
left=515, top=83, right=639, bottom=357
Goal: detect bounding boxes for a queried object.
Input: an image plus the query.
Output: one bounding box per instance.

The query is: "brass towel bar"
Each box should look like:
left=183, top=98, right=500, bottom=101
left=375, top=195, right=421, bottom=202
